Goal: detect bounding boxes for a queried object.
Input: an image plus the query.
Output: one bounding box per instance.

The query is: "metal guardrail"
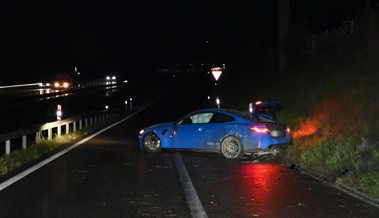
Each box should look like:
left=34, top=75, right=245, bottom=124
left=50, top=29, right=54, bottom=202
left=0, top=111, right=121, bottom=156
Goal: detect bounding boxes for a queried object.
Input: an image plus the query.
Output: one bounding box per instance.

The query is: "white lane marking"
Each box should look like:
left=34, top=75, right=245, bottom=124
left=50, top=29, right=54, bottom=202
left=174, top=152, right=208, bottom=218
left=0, top=104, right=151, bottom=192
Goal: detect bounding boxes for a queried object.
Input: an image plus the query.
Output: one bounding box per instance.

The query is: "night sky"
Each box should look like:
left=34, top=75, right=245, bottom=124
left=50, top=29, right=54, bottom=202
left=0, top=0, right=377, bottom=84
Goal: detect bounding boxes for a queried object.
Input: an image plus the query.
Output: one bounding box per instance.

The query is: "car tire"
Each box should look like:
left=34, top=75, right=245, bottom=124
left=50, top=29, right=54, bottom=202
left=221, top=136, right=244, bottom=159
left=142, top=132, right=161, bottom=153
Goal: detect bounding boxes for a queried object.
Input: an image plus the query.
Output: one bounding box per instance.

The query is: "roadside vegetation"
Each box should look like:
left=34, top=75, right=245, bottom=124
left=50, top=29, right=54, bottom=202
left=0, top=115, right=121, bottom=176
left=0, top=131, right=86, bottom=175
left=221, top=6, right=379, bottom=199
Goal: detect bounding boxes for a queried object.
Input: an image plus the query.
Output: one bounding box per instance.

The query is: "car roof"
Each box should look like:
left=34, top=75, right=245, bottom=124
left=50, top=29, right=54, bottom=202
left=193, top=108, right=252, bottom=120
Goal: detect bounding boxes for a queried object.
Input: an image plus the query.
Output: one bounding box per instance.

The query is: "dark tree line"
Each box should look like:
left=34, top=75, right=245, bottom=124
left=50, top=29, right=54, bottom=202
left=287, top=6, right=379, bottom=64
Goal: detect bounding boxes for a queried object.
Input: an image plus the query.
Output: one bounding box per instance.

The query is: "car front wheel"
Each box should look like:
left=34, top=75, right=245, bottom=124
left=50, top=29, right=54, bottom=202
left=221, top=136, right=244, bottom=159
left=142, top=132, right=161, bottom=153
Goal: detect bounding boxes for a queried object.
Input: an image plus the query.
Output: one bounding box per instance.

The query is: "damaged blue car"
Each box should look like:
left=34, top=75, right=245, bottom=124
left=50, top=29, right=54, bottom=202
left=138, top=101, right=291, bottom=159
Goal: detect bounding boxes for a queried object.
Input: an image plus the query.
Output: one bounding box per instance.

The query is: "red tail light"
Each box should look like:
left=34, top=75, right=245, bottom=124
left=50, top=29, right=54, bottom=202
left=250, top=126, right=269, bottom=133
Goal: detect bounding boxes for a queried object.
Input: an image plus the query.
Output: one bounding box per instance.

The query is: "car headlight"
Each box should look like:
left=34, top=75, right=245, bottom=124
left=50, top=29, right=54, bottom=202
left=139, top=129, right=145, bottom=135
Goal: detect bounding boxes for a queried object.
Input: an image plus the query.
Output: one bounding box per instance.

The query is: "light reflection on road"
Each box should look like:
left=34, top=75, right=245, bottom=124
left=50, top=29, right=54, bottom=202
left=235, top=163, right=291, bottom=217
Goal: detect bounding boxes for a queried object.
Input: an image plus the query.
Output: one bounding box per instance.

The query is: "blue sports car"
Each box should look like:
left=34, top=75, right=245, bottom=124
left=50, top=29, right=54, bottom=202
left=138, top=101, right=291, bottom=159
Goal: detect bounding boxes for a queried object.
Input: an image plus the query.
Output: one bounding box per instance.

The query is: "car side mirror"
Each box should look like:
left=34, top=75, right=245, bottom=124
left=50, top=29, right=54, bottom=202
left=170, top=124, right=178, bottom=137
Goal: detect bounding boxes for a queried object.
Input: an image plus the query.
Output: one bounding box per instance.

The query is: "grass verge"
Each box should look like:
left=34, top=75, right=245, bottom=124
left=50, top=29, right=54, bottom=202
left=0, top=114, right=123, bottom=176
left=0, top=131, right=86, bottom=175
left=220, top=57, right=379, bottom=200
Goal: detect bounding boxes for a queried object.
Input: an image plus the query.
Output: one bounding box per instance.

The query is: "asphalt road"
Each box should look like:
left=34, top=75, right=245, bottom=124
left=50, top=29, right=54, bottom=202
left=1, top=77, right=379, bottom=217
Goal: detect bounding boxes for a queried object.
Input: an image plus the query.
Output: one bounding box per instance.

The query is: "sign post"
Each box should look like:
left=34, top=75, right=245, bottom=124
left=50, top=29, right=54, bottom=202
left=57, top=104, right=62, bottom=120
left=211, top=67, right=224, bottom=108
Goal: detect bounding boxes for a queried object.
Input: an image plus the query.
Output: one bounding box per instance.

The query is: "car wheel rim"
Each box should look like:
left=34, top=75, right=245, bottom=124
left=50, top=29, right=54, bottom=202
left=144, top=133, right=160, bottom=152
left=222, top=137, right=240, bottom=158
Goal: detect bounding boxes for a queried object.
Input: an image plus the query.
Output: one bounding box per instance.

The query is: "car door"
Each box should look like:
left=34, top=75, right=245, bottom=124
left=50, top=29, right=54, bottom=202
left=170, top=112, right=214, bottom=149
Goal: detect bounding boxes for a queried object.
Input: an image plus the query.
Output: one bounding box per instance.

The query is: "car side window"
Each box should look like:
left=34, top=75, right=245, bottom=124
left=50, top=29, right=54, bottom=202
left=181, top=117, right=193, bottom=124
left=189, top=113, right=213, bottom=124
left=210, top=113, right=235, bottom=123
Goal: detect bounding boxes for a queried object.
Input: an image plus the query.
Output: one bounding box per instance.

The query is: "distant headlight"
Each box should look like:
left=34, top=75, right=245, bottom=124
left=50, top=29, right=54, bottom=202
left=63, top=82, right=70, bottom=88
left=139, top=129, right=145, bottom=135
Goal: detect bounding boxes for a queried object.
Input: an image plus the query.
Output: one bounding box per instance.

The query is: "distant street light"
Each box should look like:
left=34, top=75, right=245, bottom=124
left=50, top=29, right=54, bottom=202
left=125, top=100, right=128, bottom=111
left=216, top=97, right=220, bottom=108
left=130, top=97, right=133, bottom=110
left=105, top=105, right=109, bottom=110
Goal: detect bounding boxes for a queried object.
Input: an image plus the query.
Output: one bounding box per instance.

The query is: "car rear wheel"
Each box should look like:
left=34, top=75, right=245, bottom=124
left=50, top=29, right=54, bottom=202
left=142, top=132, right=161, bottom=153
left=221, top=136, right=244, bottom=159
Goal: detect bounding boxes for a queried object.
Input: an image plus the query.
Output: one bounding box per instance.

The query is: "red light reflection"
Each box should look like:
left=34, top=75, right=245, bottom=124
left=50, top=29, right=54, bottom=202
left=233, top=163, right=293, bottom=217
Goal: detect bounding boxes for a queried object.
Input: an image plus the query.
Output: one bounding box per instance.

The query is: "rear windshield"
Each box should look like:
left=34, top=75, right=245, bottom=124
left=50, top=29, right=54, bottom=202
left=227, top=110, right=276, bottom=123
left=227, top=110, right=259, bottom=122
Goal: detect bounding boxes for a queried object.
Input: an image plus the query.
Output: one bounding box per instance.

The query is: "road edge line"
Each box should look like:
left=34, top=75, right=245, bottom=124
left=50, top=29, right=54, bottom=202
left=0, top=98, right=160, bottom=192
left=174, top=152, right=208, bottom=218
left=298, top=167, right=379, bottom=208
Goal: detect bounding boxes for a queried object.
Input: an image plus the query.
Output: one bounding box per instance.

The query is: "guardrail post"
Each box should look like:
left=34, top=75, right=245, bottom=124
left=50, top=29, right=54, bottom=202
left=58, top=125, right=61, bottom=137
left=36, top=132, right=41, bottom=143
left=48, top=128, right=52, bottom=140
left=5, top=140, right=10, bottom=155
left=73, top=122, right=76, bottom=132
left=22, top=135, right=27, bottom=150
left=66, top=123, right=69, bottom=134
left=79, top=120, right=83, bottom=130
left=94, top=116, right=97, bottom=124
left=90, top=117, right=93, bottom=126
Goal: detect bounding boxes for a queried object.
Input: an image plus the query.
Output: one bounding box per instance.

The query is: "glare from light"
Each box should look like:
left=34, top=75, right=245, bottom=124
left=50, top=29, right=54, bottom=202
left=216, top=97, right=220, bottom=108
left=123, top=80, right=128, bottom=83
left=105, top=105, right=109, bottom=110
left=139, top=129, right=145, bottom=135
left=112, top=76, right=116, bottom=80
left=63, top=82, right=70, bottom=88
left=106, top=76, right=110, bottom=80
left=54, top=82, right=60, bottom=88
left=56, top=110, right=62, bottom=117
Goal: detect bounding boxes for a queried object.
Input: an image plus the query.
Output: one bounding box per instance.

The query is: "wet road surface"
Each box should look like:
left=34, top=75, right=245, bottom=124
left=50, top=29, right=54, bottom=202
left=1, top=111, right=379, bottom=217
left=1, top=78, right=379, bottom=217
